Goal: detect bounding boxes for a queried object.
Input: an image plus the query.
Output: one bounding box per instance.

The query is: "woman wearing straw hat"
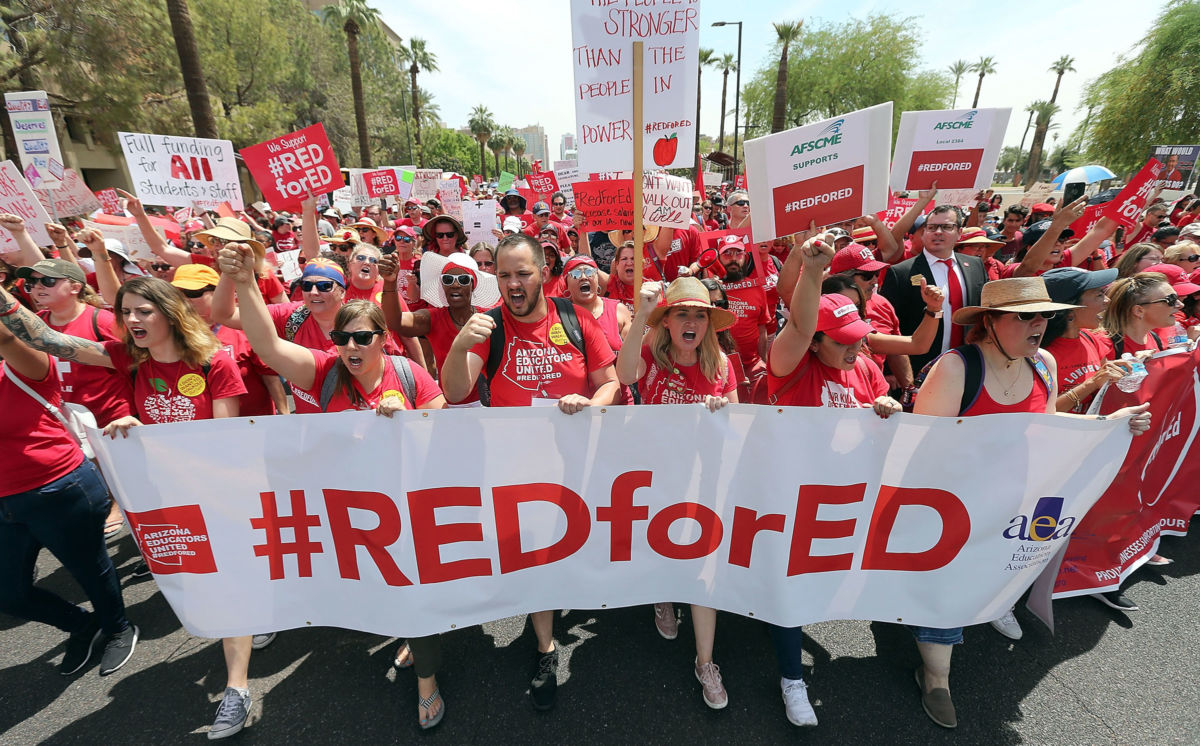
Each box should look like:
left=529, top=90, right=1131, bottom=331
left=350, top=217, right=389, bottom=247
left=422, top=215, right=468, bottom=257
left=912, top=276, right=1151, bottom=729
left=616, top=276, right=738, bottom=711
left=954, top=227, right=1006, bottom=281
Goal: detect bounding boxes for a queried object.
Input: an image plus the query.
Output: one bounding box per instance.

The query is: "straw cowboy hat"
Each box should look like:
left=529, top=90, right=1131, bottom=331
left=647, top=277, right=736, bottom=331
left=195, top=217, right=265, bottom=256
left=350, top=217, right=389, bottom=244
left=952, top=277, right=1081, bottom=325
left=956, top=227, right=1005, bottom=247
left=607, top=225, right=661, bottom=247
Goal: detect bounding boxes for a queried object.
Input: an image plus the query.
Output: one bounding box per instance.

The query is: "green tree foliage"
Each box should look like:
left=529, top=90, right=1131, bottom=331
left=1079, top=0, right=1200, bottom=175
left=740, top=15, right=950, bottom=138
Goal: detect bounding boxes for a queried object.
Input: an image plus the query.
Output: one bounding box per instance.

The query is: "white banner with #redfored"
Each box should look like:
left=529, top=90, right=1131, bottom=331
left=89, top=404, right=1127, bottom=639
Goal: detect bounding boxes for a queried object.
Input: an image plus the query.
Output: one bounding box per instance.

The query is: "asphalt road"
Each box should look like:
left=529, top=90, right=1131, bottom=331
left=3, top=531, right=1198, bottom=745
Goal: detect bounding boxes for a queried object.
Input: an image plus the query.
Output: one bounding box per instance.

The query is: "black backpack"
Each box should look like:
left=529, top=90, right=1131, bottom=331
left=1110, top=330, right=1163, bottom=357
left=913, top=344, right=1053, bottom=415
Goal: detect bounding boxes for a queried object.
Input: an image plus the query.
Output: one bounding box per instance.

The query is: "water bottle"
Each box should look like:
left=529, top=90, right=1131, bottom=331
left=1170, top=322, right=1189, bottom=348
left=1115, top=353, right=1148, bottom=393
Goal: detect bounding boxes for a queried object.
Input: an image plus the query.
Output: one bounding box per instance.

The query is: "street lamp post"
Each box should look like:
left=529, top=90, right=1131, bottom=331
left=712, top=20, right=743, bottom=178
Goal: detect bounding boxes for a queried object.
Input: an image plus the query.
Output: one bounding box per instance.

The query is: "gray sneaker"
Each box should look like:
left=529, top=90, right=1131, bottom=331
left=251, top=633, right=277, bottom=650
left=208, top=687, right=251, bottom=740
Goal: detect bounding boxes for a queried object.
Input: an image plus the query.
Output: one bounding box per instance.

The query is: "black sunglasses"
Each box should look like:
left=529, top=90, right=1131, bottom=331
left=552, top=201, right=565, bottom=206
left=301, top=280, right=336, bottom=292
left=853, top=270, right=880, bottom=281
left=710, top=298, right=729, bottom=309
left=435, top=231, right=457, bottom=239
left=26, top=276, right=64, bottom=288
left=180, top=286, right=214, bottom=299
left=1138, top=293, right=1180, bottom=307
left=151, top=263, right=172, bottom=271
left=441, top=274, right=473, bottom=286
left=731, top=200, right=750, bottom=207
left=330, top=329, right=384, bottom=346
left=1186, top=254, right=1200, bottom=262
left=1013, top=310, right=1059, bottom=321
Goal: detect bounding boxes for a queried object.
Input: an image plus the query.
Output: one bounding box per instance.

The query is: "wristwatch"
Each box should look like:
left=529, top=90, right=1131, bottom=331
left=923, top=308, right=943, bottom=319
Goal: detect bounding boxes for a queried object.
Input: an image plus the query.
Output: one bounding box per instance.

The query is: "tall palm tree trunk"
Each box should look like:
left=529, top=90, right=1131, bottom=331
left=971, top=74, right=984, bottom=108
left=410, top=66, right=423, bottom=167
left=165, top=0, right=219, bottom=139
left=771, top=43, right=790, bottom=133
left=347, top=29, right=372, bottom=167
left=718, top=70, right=729, bottom=155
left=478, top=140, right=489, bottom=181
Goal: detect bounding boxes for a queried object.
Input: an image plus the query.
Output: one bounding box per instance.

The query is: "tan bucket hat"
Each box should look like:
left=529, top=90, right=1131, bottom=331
left=607, top=225, right=661, bottom=247
left=646, top=277, right=736, bottom=331
left=952, top=277, right=1081, bottom=325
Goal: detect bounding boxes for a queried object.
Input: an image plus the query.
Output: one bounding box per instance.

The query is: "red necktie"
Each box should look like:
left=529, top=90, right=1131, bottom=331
left=940, top=258, right=964, bottom=348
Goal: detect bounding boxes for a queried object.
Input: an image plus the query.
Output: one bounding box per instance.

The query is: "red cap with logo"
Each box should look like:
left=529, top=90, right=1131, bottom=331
left=817, top=294, right=874, bottom=344
left=1145, top=263, right=1200, bottom=296
left=830, top=244, right=888, bottom=274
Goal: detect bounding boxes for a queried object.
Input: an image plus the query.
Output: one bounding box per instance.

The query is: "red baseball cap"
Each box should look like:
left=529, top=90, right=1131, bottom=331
left=1031, top=203, right=1055, bottom=213
left=817, top=294, right=874, bottom=344
left=830, top=244, right=887, bottom=274
left=1145, top=263, right=1200, bottom=296
left=718, top=234, right=747, bottom=254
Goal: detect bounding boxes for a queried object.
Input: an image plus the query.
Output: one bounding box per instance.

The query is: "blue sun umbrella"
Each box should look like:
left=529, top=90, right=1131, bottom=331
left=1051, top=165, right=1117, bottom=186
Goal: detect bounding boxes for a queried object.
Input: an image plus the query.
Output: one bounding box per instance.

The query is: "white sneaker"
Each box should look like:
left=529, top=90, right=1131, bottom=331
left=250, top=633, right=277, bottom=650
left=781, top=677, right=818, bottom=727
left=989, top=608, right=1023, bottom=640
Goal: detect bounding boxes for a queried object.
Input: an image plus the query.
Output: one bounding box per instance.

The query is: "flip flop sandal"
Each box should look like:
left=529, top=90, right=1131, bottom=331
left=393, top=642, right=413, bottom=669
left=104, top=519, right=125, bottom=539
left=418, top=688, right=444, bottom=730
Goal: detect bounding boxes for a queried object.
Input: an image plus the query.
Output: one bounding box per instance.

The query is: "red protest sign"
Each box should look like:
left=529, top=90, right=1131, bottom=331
left=1101, top=159, right=1163, bottom=228
left=875, top=194, right=933, bottom=230
left=240, top=123, right=341, bottom=211
left=95, top=188, right=122, bottom=215
left=364, top=168, right=399, bottom=198
left=571, top=179, right=633, bottom=231
left=1070, top=204, right=1105, bottom=239
left=527, top=170, right=559, bottom=195
left=772, top=166, right=865, bottom=236
left=734, top=174, right=747, bottom=190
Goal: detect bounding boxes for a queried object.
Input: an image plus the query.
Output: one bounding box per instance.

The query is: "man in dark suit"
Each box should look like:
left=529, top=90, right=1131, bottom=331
left=879, top=205, right=988, bottom=373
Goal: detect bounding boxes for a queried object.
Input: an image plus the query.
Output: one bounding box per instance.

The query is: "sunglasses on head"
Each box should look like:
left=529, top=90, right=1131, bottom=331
left=151, top=263, right=172, bottom=272
left=301, top=280, right=337, bottom=293
left=353, top=255, right=378, bottom=264
left=441, top=274, right=473, bottom=286
left=567, top=267, right=597, bottom=280
left=435, top=231, right=457, bottom=239
left=330, top=329, right=384, bottom=346
left=26, top=276, right=64, bottom=288
left=1012, top=310, right=1059, bottom=321
left=1138, top=293, right=1180, bottom=307
left=180, top=286, right=214, bottom=299
left=731, top=200, right=750, bottom=207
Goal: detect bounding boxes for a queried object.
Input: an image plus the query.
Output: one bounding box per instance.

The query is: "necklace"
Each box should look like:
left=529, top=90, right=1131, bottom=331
left=982, top=345, right=1024, bottom=397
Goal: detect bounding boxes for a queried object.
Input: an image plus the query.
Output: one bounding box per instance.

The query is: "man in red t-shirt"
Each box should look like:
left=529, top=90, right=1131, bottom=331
left=1124, top=204, right=1169, bottom=247
left=441, top=233, right=618, bottom=711
left=716, top=235, right=773, bottom=377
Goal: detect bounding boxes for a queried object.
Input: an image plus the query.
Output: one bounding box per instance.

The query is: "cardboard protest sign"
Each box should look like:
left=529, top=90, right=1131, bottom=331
left=743, top=103, right=892, bottom=242
left=81, top=219, right=158, bottom=261
left=572, top=179, right=634, bottom=231
left=527, top=170, right=560, bottom=196
left=33, top=169, right=102, bottom=217
left=569, top=0, right=700, bottom=173
left=643, top=172, right=691, bottom=229
left=0, top=160, right=53, bottom=251
left=936, top=188, right=978, bottom=208
left=240, top=124, right=340, bottom=211
left=120, top=132, right=243, bottom=210
left=891, top=107, right=1010, bottom=191
left=95, top=188, right=123, bottom=216
left=1148, top=145, right=1199, bottom=191
left=1019, top=182, right=1055, bottom=208
left=553, top=160, right=582, bottom=208
left=363, top=168, right=400, bottom=198
left=438, top=180, right=463, bottom=221
left=4, top=91, right=64, bottom=187
left=411, top=169, right=441, bottom=200
left=1101, top=159, right=1163, bottom=229
left=463, top=199, right=499, bottom=247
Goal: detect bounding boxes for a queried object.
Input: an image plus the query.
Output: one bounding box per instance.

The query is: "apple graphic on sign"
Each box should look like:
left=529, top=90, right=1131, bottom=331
left=653, top=134, right=678, bottom=167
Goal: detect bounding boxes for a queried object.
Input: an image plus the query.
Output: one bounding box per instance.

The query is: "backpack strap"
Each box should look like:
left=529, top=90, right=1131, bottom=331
left=1111, top=333, right=1125, bottom=358
left=90, top=307, right=101, bottom=340
left=952, top=344, right=985, bottom=416
left=318, top=362, right=340, bottom=412
left=766, top=358, right=811, bottom=405
left=1150, top=330, right=1164, bottom=351
left=484, top=299, right=588, bottom=385
left=1028, top=352, right=1053, bottom=396
left=284, top=305, right=311, bottom=343
left=386, top=355, right=417, bottom=406
left=484, top=306, right=506, bottom=383
left=550, top=296, right=587, bottom=360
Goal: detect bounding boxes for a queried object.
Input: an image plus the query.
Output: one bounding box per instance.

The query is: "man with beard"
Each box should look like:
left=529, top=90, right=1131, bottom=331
left=441, top=233, right=619, bottom=712
left=717, top=235, right=774, bottom=386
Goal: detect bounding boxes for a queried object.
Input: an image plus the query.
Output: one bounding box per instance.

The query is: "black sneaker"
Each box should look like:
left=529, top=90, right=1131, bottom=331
left=1094, top=590, right=1139, bottom=611
left=530, top=648, right=559, bottom=711
left=59, top=617, right=102, bottom=676
left=208, top=687, right=251, bottom=740
left=98, top=624, right=139, bottom=676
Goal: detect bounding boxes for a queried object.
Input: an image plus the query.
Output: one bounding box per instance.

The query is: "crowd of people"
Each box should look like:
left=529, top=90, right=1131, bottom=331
left=8, top=173, right=1194, bottom=737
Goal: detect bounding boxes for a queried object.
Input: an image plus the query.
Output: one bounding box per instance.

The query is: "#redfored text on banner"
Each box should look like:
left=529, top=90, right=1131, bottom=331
left=89, top=404, right=1129, bottom=639
left=240, top=124, right=340, bottom=212
left=1101, top=159, right=1163, bottom=228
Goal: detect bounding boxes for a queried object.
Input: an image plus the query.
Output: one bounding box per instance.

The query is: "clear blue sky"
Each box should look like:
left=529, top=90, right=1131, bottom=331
left=378, top=0, right=1168, bottom=159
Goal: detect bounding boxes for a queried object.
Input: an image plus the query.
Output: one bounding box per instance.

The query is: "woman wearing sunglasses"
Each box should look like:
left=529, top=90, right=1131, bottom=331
left=563, top=255, right=629, bottom=402
left=1113, top=243, right=1164, bottom=278
left=1102, top=272, right=1178, bottom=355
left=1162, top=241, right=1200, bottom=274
left=700, top=201, right=720, bottom=231
left=422, top=216, right=468, bottom=257
left=344, top=243, right=384, bottom=303
left=912, top=277, right=1150, bottom=728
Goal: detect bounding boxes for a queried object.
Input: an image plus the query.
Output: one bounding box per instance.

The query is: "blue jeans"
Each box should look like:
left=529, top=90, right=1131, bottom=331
left=909, top=626, right=963, bottom=645
left=770, top=625, right=806, bottom=680
left=0, top=461, right=129, bottom=636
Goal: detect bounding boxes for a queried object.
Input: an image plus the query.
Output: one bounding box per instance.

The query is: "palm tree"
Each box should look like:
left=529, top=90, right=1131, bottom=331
left=694, top=47, right=716, bottom=183
left=716, top=53, right=736, bottom=154
left=498, top=126, right=516, bottom=173
left=1023, top=100, right=1061, bottom=187
left=402, top=38, right=438, bottom=168
left=969, top=56, right=997, bottom=108
left=488, top=135, right=504, bottom=180
left=165, top=0, right=218, bottom=139
left=512, top=137, right=526, bottom=178
left=1048, top=55, right=1075, bottom=105
left=468, top=105, right=495, bottom=181
left=947, top=60, right=970, bottom=109
left=771, top=21, right=803, bottom=133
left=1014, top=101, right=1040, bottom=186
left=322, top=0, right=382, bottom=167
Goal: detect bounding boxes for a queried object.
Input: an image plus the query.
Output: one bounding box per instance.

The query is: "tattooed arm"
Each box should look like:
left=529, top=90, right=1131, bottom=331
left=0, top=284, right=114, bottom=368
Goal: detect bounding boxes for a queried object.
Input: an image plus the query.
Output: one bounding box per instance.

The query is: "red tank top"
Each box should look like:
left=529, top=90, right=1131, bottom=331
left=959, top=353, right=1051, bottom=416
left=594, top=298, right=623, bottom=352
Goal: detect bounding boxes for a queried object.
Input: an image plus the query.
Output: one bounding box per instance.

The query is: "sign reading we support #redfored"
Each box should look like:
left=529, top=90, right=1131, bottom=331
left=240, top=123, right=341, bottom=211
left=1100, top=158, right=1163, bottom=228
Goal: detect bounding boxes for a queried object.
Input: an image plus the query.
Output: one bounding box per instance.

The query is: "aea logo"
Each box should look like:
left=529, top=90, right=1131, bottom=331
left=1002, top=496, right=1077, bottom=542
left=820, top=118, right=846, bottom=136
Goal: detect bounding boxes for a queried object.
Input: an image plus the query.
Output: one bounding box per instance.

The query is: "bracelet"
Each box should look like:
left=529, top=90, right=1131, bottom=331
left=54, top=244, right=70, bottom=250
left=381, top=287, right=397, bottom=294
left=1066, top=389, right=1081, bottom=405
left=0, top=303, right=20, bottom=317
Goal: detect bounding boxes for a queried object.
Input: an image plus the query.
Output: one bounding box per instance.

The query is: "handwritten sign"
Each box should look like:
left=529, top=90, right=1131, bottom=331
left=0, top=160, right=53, bottom=251
left=439, top=180, right=463, bottom=221
left=95, top=188, right=122, bottom=216
left=4, top=90, right=64, bottom=187
left=275, top=249, right=303, bottom=283
left=81, top=219, right=158, bottom=261
left=33, top=169, right=102, bottom=217
left=1019, top=182, right=1055, bottom=208
left=240, top=123, right=339, bottom=211
left=411, top=169, right=441, bottom=200
left=569, top=0, right=700, bottom=173
left=743, top=103, right=892, bottom=242
left=936, top=189, right=978, bottom=208
left=572, top=179, right=634, bottom=231
left=643, top=172, right=691, bottom=229
left=463, top=199, right=499, bottom=247
left=891, top=107, right=1011, bottom=191
left=364, top=168, right=400, bottom=198
left=120, top=132, right=242, bottom=210
left=527, top=170, right=560, bottom=196
left=1102, top=159, right=1163, bottom=229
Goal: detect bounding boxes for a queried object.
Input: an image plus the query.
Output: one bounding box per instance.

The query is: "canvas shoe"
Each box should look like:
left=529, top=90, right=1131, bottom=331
left=1093, top=590, right=1138, bottom=611
left=208, top=687, right=251, bottom=740
left=251, top=633, right=277, bottom=650
left=695, top=659, right=728, bottom=709
left=653, top=603, right=678, bottom=640
left=530, top=648, right=559, bottom=711
left=989, top=607, right=1023, bottom=640
left=781, top=677, right=817, bottom=727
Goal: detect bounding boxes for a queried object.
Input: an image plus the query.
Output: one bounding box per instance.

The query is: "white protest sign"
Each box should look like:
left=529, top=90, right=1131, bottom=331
left=463, top=199, right=499, bottom=247
left=119, top=132, right=243, bottom=210
left=936, top=188, right=979, bottom=208
left=275, top=249, right=302, bottom=283
left=890, top=107, right=1011, bottom=192
left=81, top=219, right=158, bottom=261
left=411, top=169, right=442, bottom=200
left=702, top=171, right=723, bottom=191
left=553, top=159, right=582, bottom=208
left=1020, top=182, right=1056, bottom=208
left=33, top=169, right=102, bottom=218
left=643, top=172, right=692, bottom=229
left=0, top=160, right=53, bottom=251
left=4, top=91, right=64, bottom=187
left=438, top=180, right=463, bottom=221
left=743, top=103, right=892, bottom=243
left=570, top=0, right=700, bottom=174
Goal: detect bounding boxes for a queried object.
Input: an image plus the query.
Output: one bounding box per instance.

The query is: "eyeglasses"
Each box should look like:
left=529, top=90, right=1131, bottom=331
left=925, top=223, right=960, bottom=233
left=477, top=261, right=495, bottom=269
left=731, top=200, right=750, bottom=207
left=26, top=276, right=63, bottom=288
left=301, top=280, right=337, bottom=293
left=719, top=248, right=746, bottom=258
left=552, top=201, right=565, bottom=207
left=567, top=267, right=597, bottom=280
left=1013, top=310, right=1059, bottom=321
left=151, top=263, right=172, bottom=272
left=1138, top=293, right=1180, bottom=307
left=180, top=286, right=214, bottom=299
left=853, top=270, right=880, bottom=281
left=353, top=255, right=379, bottom=264
left=331, top=243, right=353, bottom=252
left=441, top=274, right=473, bottom=286
left=330, top=329, right=384, bottom=346
left=435, top=231, right=457, bottom=239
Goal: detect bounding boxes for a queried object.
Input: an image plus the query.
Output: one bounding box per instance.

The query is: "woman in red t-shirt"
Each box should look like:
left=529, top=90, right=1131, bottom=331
left=605, top=243, right=637, bottom=311
left=1102, top=272, right=1178, bottom=355
left=1040, top=267, right=1129, bottom=413
left=914, top=277, right=1150, bottom=729
left=615, top=277, right=738, bottom=711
